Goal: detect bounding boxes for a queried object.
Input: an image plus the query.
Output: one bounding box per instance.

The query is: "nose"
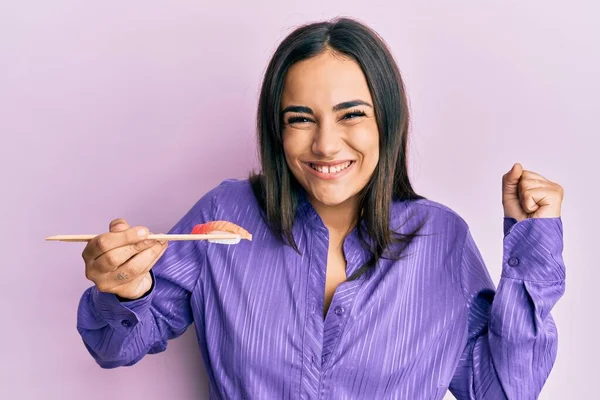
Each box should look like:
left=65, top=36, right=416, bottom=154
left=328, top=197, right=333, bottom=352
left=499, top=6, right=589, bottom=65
left=311, top=121, right=342, bottom=157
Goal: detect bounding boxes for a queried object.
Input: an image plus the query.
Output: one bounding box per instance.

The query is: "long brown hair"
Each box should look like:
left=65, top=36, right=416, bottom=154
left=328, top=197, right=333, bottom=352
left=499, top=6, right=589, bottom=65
left=249, top=17, right=432, bottom=281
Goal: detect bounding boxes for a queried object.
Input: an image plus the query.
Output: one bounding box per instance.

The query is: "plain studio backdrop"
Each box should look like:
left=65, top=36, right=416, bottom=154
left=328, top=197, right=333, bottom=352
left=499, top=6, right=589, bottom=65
left=1, top=1, right=597, bottom=399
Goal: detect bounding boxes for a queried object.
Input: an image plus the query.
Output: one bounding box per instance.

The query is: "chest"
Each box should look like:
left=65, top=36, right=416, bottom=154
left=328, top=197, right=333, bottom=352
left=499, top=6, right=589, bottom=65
left=322, top=243, right=348, bottom=317
left=194, top=237, right=466, bottom=398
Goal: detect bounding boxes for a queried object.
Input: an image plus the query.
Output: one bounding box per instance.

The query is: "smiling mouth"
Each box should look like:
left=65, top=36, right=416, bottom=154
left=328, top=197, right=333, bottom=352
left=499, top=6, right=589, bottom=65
left=307, top=161, right=354, bottom=174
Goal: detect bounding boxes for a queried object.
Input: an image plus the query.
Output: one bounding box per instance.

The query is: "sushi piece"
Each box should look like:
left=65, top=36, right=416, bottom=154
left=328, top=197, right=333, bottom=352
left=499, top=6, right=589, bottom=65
left=191, top=220, right=253, bottom=244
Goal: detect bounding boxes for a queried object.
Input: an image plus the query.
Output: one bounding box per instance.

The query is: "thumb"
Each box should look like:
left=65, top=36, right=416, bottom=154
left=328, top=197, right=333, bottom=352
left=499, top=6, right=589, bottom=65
left=109, top=218, right=130, bottom=233
left=503, top=162, right=523, bottom=186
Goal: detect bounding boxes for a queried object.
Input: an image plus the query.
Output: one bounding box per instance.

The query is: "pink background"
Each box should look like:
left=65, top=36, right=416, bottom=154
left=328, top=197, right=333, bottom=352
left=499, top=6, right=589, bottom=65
left=2, top=1, right=597, bottom=399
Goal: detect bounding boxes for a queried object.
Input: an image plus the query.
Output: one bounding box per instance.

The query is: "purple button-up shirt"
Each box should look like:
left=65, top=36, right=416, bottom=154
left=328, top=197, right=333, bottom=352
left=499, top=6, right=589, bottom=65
left=77, top=178, right=565, bottom=399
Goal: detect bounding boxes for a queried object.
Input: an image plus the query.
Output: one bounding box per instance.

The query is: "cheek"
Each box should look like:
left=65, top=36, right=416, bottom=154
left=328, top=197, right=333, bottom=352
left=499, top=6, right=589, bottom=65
left=282, top=134, right=295, bottom=162
left=364, top=146, right=379, bottom=173
left=282, top=132, right=304, bottom=173
left=282, top=130, right=311, bottom=160
left=372, top=142, right=380, bottom=163
left=355, top=126, right=380, bottom=167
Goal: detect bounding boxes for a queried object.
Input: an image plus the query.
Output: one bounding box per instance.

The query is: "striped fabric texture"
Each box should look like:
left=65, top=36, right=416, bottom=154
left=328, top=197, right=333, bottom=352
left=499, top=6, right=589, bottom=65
left=77, top=179, right=565, bottom=399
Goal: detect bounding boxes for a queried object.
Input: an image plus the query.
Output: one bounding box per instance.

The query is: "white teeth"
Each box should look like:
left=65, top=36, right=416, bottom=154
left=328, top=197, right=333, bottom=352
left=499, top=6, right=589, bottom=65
left=310, top=161, right=352, bottom=174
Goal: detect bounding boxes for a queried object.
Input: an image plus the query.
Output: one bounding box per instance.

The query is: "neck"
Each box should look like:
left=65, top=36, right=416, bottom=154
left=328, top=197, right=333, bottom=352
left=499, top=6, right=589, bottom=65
left=309, top=195, right=359, bottom=238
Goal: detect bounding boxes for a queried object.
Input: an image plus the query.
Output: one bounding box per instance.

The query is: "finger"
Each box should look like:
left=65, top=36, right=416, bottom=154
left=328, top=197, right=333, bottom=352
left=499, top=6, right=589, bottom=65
left=521, top=170, right=548, bottom=182
left=98, top=241, right=168, bottom=291
left=83, top=219, right=132, bottom=263
left=110, top=218, right=129, bottom=232
left=115, top=241, right=167, bottom=284
left=92, top=238, right=160, bottom=273
left=521, top=186, right=559, bottom=210
left=86, top=225, right=150, bottom=260
left=518, top=178, right=550, bottom=194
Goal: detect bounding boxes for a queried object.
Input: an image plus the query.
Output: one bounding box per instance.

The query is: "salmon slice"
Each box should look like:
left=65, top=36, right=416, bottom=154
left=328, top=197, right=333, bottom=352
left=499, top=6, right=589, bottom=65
left=191, top=220, right=252, bottom=244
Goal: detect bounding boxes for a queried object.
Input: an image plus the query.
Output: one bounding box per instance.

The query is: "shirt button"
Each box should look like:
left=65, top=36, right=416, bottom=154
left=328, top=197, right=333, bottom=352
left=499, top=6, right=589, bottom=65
left=334, top=306, right=345, bottom=316
left=321, top=356, right=326, bottom=364
left=311, top=355, right=316, bottom=363
left=508, top=257, right=520, bottom=267
left=121, top=320, right=131, bottom=327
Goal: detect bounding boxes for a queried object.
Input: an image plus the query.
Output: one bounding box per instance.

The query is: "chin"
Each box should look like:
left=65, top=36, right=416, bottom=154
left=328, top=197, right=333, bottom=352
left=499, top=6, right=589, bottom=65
left=308, top=189, right=354, bottom=208
left=316, top=197, right=347, bottom=207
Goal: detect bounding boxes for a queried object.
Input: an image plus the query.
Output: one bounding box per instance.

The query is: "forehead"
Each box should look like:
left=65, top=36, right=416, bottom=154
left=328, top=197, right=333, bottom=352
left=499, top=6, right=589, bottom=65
left=282, top=51, right=372, bottom=107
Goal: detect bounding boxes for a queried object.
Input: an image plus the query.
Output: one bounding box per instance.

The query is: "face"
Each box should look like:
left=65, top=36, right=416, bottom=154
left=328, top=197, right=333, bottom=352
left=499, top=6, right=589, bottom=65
left=281, top=50, right=380, bottom=210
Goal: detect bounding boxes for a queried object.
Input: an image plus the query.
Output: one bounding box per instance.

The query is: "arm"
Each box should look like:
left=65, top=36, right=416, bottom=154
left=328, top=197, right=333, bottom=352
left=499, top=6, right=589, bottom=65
left=76, top=185, right=221, bottom=368
left=449, top=217, right=565, bottom=399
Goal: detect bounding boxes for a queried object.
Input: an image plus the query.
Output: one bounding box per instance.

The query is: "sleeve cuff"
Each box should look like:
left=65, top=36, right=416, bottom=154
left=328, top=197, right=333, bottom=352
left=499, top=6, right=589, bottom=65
left=503, top=217, right=518, bottom=237
left=91, top=270, right=156, bottom=334
left=501, top=217, right=565, bottom=282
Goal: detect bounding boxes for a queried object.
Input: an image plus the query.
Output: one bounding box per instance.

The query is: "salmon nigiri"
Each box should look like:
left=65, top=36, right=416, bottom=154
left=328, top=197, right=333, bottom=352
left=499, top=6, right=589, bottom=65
left=191, top=220, right=253, bottom=244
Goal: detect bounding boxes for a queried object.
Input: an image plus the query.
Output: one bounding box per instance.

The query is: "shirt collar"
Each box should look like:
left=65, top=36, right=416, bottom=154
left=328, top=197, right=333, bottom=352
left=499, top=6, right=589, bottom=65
left=295, top=187, right=374, bottom=278
left=295, top=187, right=325, bottom=231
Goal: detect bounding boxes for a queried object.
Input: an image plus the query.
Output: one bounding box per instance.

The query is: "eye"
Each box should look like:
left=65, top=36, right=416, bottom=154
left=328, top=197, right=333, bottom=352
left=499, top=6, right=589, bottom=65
left=342, top=109, right=366, bottom=120
left=287, top=115, right=313, bottom=124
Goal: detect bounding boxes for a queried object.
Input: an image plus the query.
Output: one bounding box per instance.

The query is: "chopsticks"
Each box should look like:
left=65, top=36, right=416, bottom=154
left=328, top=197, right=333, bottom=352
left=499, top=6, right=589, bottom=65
left=45, top=233, right=242, bottom=242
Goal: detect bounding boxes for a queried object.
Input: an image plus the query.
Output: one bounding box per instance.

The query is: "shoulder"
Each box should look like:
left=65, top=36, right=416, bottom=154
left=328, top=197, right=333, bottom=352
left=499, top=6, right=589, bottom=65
left=390, top=197, right=469, bottom=239
left=200, top=178, right=260, bottom=221
left=209, top=178, right=256, bottom=203
left=182, top=178, right=256, bottom=220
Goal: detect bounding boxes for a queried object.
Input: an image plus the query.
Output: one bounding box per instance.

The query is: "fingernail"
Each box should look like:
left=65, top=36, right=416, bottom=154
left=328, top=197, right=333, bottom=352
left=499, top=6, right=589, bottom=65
left=143, top=239, right=154, bottom=245
left=159, top=240, right=167, bottom=245
left=137, top=228, right=147, bottom=238
left=113, top=223, right=126, bottom=230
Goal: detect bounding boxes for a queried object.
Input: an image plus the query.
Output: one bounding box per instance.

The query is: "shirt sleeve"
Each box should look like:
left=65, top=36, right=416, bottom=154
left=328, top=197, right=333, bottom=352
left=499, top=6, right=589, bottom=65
left=76, top=184, right=222, bottom=368
left=448, top=216, right=566, bottom=399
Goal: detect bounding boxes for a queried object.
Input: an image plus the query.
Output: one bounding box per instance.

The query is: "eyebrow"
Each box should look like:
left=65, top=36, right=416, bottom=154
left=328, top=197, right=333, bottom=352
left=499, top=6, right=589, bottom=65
left=281, top=99, right=372, bottom=115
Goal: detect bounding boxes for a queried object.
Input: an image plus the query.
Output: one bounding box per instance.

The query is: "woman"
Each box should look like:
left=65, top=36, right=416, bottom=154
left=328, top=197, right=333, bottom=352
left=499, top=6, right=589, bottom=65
left=77, top=17, right=566, bottom=399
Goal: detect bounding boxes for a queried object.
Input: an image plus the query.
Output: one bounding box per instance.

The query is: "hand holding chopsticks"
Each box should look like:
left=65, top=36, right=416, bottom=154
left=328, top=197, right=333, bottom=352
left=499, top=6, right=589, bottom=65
left=46, top=233, right=242, bottom=242
left=59, top=218, right=252, bottom=300
left=47, top=219, right=251, bottom=244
